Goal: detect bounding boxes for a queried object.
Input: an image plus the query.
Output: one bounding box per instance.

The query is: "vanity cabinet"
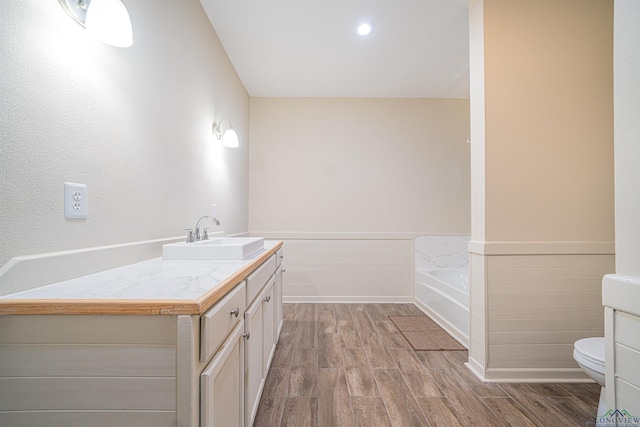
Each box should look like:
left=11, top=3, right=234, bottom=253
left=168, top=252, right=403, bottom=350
left=0, top=244, right=284, bottom=427
left=203, top=251, right=282, bottom=427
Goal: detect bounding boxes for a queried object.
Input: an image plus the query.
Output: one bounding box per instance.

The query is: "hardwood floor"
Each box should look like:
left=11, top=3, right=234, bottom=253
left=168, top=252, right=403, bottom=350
left=254, top=303, right=600, bottom=427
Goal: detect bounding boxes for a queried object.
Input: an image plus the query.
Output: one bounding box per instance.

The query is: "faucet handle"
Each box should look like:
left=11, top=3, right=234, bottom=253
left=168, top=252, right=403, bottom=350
left=184, top=228, right=194, bottom=243
left=203, top=227, right=209, bottom=240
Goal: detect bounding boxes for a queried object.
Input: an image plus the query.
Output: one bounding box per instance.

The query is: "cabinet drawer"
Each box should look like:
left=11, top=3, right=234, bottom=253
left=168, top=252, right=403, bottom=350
left=246, top=254, right=276, bottom=305
left=276, top=248, right=284, bottom=268
left=201, top=282, right=246, bottom=362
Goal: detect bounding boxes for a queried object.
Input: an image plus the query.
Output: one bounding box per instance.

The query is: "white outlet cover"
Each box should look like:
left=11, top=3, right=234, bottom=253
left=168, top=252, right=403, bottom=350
left=64, top=182, right=88, bottom=218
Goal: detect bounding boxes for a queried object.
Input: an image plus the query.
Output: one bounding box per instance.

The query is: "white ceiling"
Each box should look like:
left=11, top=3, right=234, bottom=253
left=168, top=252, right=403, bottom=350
left=199, top=0, right=470, bottom=99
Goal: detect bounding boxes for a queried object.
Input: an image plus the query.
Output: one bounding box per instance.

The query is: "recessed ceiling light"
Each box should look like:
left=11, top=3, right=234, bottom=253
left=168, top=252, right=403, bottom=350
left=357, top=23, right=372, bottom=36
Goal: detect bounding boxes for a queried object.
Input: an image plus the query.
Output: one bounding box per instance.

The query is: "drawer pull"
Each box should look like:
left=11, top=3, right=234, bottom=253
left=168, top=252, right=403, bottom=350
left=243, top=332, right=250, bottom=340
left=229, top=307, right=240, bottom=318
left=263, top=295, right=271, bottom=303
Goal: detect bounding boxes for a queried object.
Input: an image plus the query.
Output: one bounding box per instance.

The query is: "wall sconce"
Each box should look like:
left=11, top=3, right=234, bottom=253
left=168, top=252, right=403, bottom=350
left=58, top=0, right=133, bottom=48
left=213, top=118, right=239, bottom=148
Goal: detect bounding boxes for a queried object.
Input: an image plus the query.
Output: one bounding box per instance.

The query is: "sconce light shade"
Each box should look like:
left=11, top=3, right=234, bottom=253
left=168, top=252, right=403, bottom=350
left=58, top=0, right=133, bottom=48
left=213, top=118, right=239, bottom=148
left=86, top=0, right=133, bottom=47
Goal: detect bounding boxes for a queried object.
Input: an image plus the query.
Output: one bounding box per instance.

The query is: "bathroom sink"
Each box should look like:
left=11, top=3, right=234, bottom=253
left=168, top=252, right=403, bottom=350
left=162, top=237, right=265, bottom=261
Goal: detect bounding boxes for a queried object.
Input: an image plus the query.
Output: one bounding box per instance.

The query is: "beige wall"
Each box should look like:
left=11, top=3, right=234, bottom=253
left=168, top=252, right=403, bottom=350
left=0, top=0, right=249, bottom=268
left=468, top=0, right=615, bottom=381
left=249, top=97, right=470, bottom=301
left=482, top=0, right=614, bottom=242
left=249, top=98, right=470, bottom=234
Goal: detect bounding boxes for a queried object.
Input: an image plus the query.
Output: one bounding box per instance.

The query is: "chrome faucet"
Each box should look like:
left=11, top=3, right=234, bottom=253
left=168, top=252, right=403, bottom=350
left=195, top=215, right=220, bottom=241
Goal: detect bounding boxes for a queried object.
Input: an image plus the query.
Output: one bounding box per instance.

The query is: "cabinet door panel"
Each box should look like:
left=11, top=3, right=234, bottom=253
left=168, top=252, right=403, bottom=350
left=244, top=294, right=264, bottom=426
left=200, top=321, right=244, bottom=427
left=275, top=266, right=283, bottom=339
left=263, top=276, right=276, bottom=373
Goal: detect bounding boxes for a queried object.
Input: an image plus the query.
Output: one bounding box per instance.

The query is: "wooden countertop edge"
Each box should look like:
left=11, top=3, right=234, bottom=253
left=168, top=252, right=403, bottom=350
left=0, top=242, right=283, bottom=316
left=195, top=242, right=283, bottom=313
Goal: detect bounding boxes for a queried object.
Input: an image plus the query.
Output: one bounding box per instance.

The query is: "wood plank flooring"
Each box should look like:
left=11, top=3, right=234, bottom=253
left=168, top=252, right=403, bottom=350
left=254, top=303, right=600, bottom=427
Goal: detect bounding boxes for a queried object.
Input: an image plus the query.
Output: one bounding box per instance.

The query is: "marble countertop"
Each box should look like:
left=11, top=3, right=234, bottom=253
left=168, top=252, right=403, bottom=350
left=0, top=241, right=282, bottom=316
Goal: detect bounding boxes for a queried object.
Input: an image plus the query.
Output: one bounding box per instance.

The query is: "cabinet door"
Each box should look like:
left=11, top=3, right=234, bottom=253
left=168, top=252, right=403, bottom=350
left=201, top=321, right=244, bottom=427
left=244, top=293, right=264, bottom=426
left=274, top=266, right=283, bottom=339
left=262, top=276, right=276, bottom=374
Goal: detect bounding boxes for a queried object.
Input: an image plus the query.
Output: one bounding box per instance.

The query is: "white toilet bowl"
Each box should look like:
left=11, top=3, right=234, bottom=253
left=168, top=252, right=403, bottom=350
left=574, top=337, right=606, bottom=424
left=573, top=337, right=606, bottom=386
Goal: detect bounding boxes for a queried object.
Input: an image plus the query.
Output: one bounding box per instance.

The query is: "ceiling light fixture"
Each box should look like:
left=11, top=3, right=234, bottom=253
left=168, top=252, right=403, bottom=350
left=58, top=0, right=133, bottom=48
left=357, top=23, right=372, bottom=36
left=213, top=118, right=239, bottom=148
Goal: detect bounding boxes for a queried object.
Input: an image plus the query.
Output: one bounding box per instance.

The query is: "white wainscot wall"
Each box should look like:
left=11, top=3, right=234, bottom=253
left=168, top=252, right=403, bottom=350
left=257, top=234, right=414, bottom=303
left=468, top=244, right=615, bottom=382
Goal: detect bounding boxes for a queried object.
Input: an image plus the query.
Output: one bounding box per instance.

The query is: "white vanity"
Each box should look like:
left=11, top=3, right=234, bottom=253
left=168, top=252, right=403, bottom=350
left=0, top=241, right=284, bottom=427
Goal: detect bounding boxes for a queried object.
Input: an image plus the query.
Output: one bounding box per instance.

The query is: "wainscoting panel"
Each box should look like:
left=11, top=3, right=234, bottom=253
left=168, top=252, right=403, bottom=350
left=484, top=253, right=614, bottom=381
left=0, top=315, right=179, bottom=423
left=277, top=237, right=413, bottom=302
left=468, top=253, right=488, bottom=379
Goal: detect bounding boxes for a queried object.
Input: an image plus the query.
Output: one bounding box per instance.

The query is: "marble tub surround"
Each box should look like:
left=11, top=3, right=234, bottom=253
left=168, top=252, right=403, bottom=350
left=0, top=240, right=282, bottom=316
left=414, top=235, right=471, bottom=347
left=415, top=235, right=470, bottom=270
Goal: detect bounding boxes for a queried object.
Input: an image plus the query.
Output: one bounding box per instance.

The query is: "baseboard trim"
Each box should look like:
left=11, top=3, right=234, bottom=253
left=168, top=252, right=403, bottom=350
left=466, top=364, right=595, bottom=383
left=466, top=357, right=487, bottom=382
left=283, top=296, right=414, bottom=303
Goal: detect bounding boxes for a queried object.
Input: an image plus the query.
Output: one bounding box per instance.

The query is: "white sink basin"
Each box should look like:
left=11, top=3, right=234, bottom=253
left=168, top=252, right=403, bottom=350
left=163, top=237, right=265, bottom=261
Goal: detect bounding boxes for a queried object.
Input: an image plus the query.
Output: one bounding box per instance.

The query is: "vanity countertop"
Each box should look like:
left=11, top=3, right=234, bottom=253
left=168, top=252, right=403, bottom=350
left=0, top=241, right=283, bottom=316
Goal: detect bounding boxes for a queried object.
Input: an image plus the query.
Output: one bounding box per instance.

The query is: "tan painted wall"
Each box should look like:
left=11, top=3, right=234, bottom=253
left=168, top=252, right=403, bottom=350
left=482, top=0, right=614, bottom=242
left=468, top=0, right=615, bottom=381
left=249, top=98, right=471, bottom=234
left=249, top=98, right=470, bottom=300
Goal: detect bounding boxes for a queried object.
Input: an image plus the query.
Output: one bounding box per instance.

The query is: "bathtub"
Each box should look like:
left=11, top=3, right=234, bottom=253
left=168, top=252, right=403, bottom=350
left=415, top=268, right=469, bottom=348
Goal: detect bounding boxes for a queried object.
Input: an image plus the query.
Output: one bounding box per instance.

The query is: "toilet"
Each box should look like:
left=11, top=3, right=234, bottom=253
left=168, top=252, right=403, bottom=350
left=573, top=337, right=606, bottom=422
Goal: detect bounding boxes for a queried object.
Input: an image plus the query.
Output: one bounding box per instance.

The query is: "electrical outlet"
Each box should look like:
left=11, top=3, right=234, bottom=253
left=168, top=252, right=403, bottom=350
left=64, top=182, right=88, bottom=218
